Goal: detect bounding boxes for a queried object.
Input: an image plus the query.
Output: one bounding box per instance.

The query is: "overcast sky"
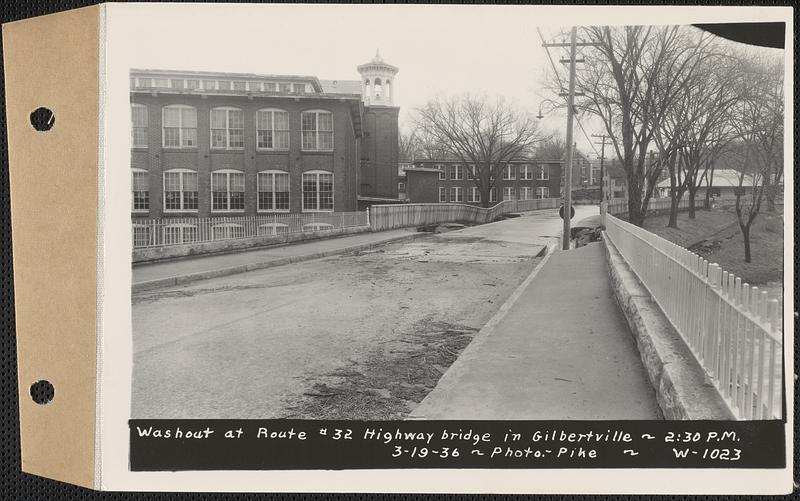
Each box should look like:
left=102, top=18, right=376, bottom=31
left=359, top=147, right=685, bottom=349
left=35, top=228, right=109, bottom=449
left=115, top=3, right=787, bottom=161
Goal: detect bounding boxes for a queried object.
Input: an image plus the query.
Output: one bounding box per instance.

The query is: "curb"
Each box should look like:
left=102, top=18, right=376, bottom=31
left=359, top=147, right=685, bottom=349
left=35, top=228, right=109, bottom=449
left=132, top=232, right=428, bottom=293
left=601, top=232, right=735, bottom=420
left=408, top=238, right=559, bottom=420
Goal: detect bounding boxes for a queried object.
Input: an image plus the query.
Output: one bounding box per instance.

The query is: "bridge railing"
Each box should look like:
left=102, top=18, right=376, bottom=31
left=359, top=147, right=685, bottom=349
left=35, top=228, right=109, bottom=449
left=369, top=198, right=560, bottom=232
left=132, top=212, right=368, bottom=248
left=603, top=212, right=783, bottom=419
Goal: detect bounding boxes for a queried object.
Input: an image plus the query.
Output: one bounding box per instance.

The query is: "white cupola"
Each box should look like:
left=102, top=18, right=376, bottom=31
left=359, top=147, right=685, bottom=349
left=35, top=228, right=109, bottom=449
left=357, top=49, right=399, bottom=106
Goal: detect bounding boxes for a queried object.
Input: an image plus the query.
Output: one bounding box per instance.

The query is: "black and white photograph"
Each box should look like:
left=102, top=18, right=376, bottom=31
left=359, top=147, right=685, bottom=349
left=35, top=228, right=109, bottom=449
left=127, top=8, right=786, bottom=425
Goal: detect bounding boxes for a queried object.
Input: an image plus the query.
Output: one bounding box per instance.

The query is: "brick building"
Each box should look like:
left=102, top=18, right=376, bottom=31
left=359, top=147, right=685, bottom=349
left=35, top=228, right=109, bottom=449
left=129, top=53, right=400, bottom=226
left=409, top=159, right=562, bottom=204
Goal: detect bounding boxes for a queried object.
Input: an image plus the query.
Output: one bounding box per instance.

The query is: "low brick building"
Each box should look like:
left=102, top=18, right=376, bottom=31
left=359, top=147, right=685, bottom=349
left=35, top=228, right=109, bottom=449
left=409, top=159, right=562, bottom=205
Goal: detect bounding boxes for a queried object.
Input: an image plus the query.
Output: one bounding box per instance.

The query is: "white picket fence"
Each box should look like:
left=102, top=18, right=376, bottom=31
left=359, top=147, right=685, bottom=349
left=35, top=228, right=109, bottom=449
left=132, top=212, right=368, bottom=248
left=369, top=198, right=560, bottom=232
left=606, top=196, right=754, bottom=216
left=603, top=211, right=783, bottom=419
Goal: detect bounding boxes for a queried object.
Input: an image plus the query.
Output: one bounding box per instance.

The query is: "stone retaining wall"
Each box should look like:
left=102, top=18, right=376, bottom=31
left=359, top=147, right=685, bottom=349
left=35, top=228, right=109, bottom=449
left=603, top=233, right=735, bottom=420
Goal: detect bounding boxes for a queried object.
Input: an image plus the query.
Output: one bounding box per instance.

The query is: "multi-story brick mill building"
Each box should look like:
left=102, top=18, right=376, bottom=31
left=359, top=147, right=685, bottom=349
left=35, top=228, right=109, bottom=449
left=408, top=159, right=563, bottom=205
left=129, top=53, right=400, bottom=230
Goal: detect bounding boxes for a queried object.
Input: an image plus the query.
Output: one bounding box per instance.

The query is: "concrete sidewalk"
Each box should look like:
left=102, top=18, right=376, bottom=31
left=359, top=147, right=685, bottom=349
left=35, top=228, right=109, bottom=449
left=409, top=242, right=661, bottom=420
left=132, top=228, right=421, bottom=291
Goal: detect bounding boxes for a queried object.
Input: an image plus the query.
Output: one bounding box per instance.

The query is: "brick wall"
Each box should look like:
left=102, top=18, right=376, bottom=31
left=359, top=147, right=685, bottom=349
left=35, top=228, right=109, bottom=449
left=130, top=93, right=360, bottom=219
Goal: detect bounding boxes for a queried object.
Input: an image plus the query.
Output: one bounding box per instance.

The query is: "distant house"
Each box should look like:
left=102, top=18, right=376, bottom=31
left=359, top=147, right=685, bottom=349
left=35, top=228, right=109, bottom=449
left=603, top=165, right=627, bottom=200
left=655, top=169, right=754, bottom=199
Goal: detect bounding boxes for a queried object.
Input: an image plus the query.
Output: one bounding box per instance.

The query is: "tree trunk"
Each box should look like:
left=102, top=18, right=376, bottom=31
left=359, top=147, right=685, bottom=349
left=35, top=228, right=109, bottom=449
left=703, top=189, right=711, bottom=210
left=687, top=187, right=698, bottom=219
left=741, top=225, right=751, bottom=263
left=667, top=194, right=679, bottom=228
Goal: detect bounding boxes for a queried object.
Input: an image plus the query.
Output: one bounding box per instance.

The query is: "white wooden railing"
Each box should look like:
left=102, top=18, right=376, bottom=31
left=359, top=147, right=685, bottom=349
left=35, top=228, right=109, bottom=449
left=132, top=212, right=368, bottom=248
left=368, top=199, right=561, bottom=232
left=603, top=211, right=783, bottom=419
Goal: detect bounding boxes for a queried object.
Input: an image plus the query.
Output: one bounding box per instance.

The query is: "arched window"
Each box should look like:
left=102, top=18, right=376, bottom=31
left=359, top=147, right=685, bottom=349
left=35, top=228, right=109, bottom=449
left=259, top=223, right=290, bottom=236
left=163, top=224, right=198, bottom=245
left=210, top=107, right=244, bottom=149
left=302, top=170, right=334, bottom=212
left=212, top=223, right=244, bottom=241
left=364, top=79, right=370, bottom=99
left=211, top=169, right=245, bottom=212
left=374, top=78, right=382, bottom=99
left=301, top=110, right=334, bottom=151
left=162, top=105, right=197, bottom=148
left=163, top=169, right=198, bottom=212
left=131, top=103, right=148, bottom=148
left=257, top=170, right=290, bottom=211
left=385, top=80, right=391, bottom=99
left=303, top=222, right=334, bottom=232
left=256, top=108, right=290, bottom=150
left=131, top=168, right=149, bottom=212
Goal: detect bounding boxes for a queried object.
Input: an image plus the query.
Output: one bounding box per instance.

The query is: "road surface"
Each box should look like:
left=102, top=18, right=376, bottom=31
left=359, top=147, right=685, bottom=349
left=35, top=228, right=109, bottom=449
left=131, top=208, right=580, bottom=419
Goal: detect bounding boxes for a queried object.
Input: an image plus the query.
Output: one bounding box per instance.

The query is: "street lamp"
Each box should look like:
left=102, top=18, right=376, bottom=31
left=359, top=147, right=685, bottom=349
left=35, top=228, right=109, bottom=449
left=536, top=99, right=560, bottom=119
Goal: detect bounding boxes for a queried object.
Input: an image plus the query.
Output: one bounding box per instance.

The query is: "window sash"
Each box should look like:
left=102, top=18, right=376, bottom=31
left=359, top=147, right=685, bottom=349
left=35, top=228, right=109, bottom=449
left=439, top=187, right=447, bottom=202
left=302, top=172, right=334, bottom=211
left=503, top=165, right=515, bottom=180
left=211, top=109, right=244, bottom=149
left=503, top=187, right=515, bottom=201
left=163, top=107, right=197, bottom=148
left=537, top=166, right=549, bottom=180
left=211, top=172, right=245, bottom=211
left=132, top=171, right=149, bottom=211
left=301, top=111, right=334, bottom=151
left=257, top=172, right=290, bottom=211
left=163, top=171, right=198, bottom=211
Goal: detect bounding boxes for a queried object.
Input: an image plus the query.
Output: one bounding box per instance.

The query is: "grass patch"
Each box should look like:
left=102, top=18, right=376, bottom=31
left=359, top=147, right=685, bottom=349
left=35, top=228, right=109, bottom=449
left=642, top=208, right=783, bottom=286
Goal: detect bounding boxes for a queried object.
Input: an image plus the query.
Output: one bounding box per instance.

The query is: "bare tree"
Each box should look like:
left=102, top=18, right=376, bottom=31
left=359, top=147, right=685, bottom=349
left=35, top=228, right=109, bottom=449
left=568, top=25, right=715, bottom=225
left=412, top=94, right=543, bottom=207
left=533, top=136, right=567, bottom=161
left=729, top=52, right=784, bottom=262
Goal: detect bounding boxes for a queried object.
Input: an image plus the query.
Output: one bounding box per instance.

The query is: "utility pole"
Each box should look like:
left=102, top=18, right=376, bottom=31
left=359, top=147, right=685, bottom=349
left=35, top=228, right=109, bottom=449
left=592, top=133, right=608, bottom=202
left=561, top=28, right=577, bottom=250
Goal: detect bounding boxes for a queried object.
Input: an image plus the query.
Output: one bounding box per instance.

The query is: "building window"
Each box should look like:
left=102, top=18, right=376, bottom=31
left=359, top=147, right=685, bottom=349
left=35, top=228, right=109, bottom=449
left=218, top=80, right=233, bottom=91
left=450, top=186, right=463, bottom=202
left=131, top=169, right=149, bottom=212
left=163, top=169, right=198, bottom=212
left=170, top=79, right=184, bottom=90
left=132, top=224, right=151, bottom=248
left=503, top=187, right=515, bottom=201
left=436, top=164, right=445, bottom=181
left=519, top=165, right=533, bottom=180
left=259, top=223, right=290, bottom=236
left=256, top=109, right=290, bottom=150
left=302, top=170, right=334, bottom=211
left=398, top=182, right=405, bottom=191
left=439, top=187, right=447, bottom=202
left=233, top=81, right=247, bottom=91
left=467, top=164, right=476, bottom=180
left=536, top=186, right=550, bottom=199
left=162, top=105, right=197, bottom=148
left=212, top=223, right=244, bottom=240
left=521, top=186, right=533, bottom=200
left=202, top=80, right=217, bottom=91
left=301, top=110, right=334, bottom=151
left=211, top=170, right=245, bottom=212
left=450, top=164, right=463, bottom=180
left=163, top=224, right=197, bottom=245
left=468, top=186, right=481, bottom=203
left=186, top=79, right=200, bottom=90
left=210, top=107, right=244, bottom=149
left=503, top=165, right=515, bottom=180
left=131, top=104, right=148, bottom=148
left=153, top=78, right=169, bottom=88
left=258, top=170, right=290, bottom=211
left=489, top=187, right=498, bottom=202
left=279, top=83, right=292, bottom=93
left=536, top=165, right=549, bottom=180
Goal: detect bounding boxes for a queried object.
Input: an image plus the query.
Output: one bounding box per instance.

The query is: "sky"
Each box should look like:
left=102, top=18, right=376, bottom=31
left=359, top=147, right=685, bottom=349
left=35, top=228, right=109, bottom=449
left=114, top=3, right=789, bottom=162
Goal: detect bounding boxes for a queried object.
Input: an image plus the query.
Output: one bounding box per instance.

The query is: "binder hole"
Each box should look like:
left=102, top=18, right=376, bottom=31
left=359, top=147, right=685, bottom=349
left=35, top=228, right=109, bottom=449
left=29, top=107, right=55, bottom=131
left=30, top=380, right=54, bottom=404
